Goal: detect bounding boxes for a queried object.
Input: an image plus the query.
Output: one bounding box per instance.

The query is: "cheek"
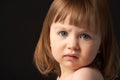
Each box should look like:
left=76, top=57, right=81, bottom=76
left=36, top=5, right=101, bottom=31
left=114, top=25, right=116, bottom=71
left=50, top=40, right=63, bottom=61
left=80, top=51, right=97, bottom=67
left=50, top=37, right=62, bottom=53
left=81, top=44, right=99, bottom=65
left=50, top=44, right=58, bottom=61
left=87, top=50, right=98, bottom=62
left=84, top=50, right=97, bottom=60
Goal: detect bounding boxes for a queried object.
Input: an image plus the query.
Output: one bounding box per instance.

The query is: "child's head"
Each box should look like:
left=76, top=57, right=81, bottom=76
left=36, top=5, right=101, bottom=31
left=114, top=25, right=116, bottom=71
left=34, top=0, right=120, bottom=79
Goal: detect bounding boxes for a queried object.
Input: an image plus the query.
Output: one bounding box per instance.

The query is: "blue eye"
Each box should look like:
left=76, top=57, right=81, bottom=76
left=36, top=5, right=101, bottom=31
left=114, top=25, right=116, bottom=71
left=80, top=33, right=90, bottom=39
left=58, top=31, right=68, bottom=37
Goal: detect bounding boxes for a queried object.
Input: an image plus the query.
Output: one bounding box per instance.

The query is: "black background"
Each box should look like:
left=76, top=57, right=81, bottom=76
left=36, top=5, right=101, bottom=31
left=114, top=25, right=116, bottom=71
left=1, top=0, right=120, bottom=80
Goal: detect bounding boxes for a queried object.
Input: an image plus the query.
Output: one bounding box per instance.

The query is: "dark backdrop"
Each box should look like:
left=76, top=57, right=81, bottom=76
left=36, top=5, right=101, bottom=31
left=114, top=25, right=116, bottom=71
left=1, top=0, right=120, bottom=80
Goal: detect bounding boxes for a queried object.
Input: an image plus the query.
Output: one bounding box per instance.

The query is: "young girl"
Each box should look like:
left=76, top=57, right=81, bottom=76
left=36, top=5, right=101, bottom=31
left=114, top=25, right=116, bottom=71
left=34, top=0, right=120, bottom=80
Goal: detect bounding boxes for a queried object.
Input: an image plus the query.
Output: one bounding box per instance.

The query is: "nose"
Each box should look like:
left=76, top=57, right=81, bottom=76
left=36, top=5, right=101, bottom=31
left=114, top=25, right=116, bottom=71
left=67, top=36, right=80, bottom=51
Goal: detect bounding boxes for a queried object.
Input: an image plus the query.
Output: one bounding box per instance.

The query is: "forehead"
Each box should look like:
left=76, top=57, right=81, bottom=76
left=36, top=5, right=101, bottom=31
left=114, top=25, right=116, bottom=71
left=53, top=15, right=98, bottom=34
left=49, top=0, right=101, bottom=34
left=52, top=12, right=98, bottom=34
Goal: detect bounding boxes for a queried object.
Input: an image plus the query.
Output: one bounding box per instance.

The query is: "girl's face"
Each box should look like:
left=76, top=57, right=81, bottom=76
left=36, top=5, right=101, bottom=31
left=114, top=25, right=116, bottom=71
left=50, top=17, right=101, bottom=71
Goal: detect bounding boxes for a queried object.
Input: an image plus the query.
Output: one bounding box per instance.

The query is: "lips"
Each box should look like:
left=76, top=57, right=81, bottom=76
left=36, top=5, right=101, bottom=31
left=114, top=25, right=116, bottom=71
left=63, top=54, right=79, bottom=60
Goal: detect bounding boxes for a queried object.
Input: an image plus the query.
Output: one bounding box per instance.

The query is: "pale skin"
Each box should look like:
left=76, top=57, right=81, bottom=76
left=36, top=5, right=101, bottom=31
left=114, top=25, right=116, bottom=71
left=50, top=16, right=104, bottom=80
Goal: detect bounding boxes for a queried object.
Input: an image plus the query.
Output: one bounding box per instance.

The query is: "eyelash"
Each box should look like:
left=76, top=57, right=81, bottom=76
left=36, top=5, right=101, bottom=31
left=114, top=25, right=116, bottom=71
left=58, top=31, right=68, bottom=37
left=79, top=33, right=91, bottom=40
left=58, top=31, right=91, bottom=40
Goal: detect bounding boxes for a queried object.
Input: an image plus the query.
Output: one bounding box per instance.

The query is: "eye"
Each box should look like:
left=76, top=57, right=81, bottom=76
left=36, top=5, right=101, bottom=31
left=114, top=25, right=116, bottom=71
left=58, top=31, right=68, bottom=37
left=79, top=33, right=91, bottom=40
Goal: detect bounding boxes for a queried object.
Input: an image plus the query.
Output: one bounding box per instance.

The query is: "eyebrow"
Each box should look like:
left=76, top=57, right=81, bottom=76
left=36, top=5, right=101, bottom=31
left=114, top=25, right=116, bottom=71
left=52, top=23, right=98, bottom=35
left=53, top=23, right=86, bottom=31
left=54, top=26, right=66, bottom=30
left=53, top=23, right=67, bottom=29
left=53, top=24, right=73, bottom=33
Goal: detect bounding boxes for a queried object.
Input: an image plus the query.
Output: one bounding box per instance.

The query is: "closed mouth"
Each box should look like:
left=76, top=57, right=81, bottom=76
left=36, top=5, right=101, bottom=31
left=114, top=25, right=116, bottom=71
left=63, top=54, right=79, bottom=59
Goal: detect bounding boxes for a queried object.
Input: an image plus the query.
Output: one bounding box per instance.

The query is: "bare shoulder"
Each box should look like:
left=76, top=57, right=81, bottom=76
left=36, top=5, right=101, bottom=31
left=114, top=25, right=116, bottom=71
left=73, top=67, right=104, bottom=80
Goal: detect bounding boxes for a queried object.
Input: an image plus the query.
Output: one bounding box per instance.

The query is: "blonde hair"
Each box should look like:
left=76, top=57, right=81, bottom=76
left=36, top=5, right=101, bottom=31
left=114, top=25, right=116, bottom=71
left=34, top=0, right=120, bottom=79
